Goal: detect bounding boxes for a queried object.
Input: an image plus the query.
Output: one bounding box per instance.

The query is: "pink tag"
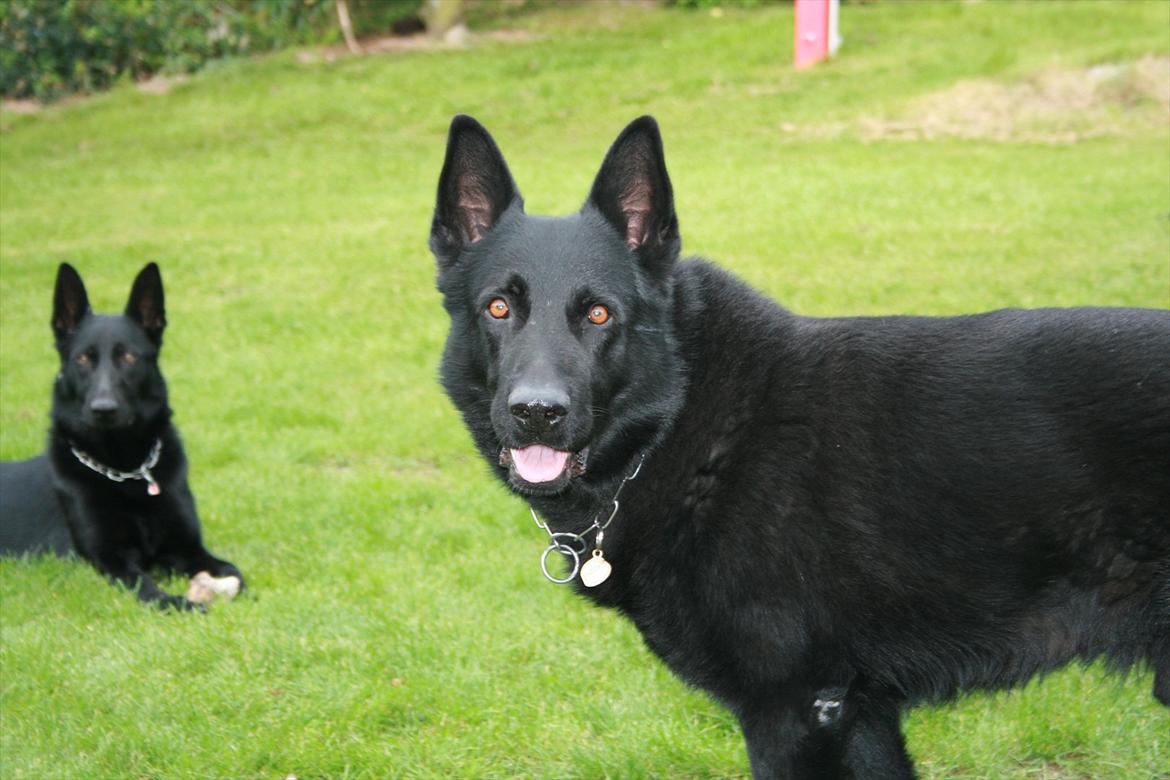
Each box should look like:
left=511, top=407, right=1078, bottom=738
left=147, top=482, right=161, bottom=496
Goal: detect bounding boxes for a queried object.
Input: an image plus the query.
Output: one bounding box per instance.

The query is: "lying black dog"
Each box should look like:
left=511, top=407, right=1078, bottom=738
left=0, top=263, right=243, bottom=610
left=430, top=115, right=1170, bottom=778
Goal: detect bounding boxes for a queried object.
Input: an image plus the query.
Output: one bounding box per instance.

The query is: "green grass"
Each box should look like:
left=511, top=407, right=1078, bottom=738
left=2, top=2, right=1169, bottom=778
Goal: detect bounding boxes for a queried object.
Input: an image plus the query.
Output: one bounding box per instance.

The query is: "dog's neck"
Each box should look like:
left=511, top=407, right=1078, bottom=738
left=69, top=437, right=164, bottom=496
left=54, top=418, right=172, bottom=474
left=527, top=451, right=647, bottom=586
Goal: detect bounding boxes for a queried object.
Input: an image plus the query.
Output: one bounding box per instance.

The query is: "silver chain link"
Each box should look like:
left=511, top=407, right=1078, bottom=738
left=69, top=438, right=163, bottom=496
left=530, top=453, right=645, bottom=584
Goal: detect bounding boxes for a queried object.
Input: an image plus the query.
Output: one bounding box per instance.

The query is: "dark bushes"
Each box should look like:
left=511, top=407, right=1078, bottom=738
left=0, top=0, right=420, bottom=101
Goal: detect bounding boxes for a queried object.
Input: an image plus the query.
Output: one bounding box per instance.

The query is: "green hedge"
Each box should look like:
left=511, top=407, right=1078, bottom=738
left=0, top=0, right=420, bottom=101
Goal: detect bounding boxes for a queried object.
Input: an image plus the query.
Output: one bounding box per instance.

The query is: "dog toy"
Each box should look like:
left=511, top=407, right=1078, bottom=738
left=185, top=571, right=241, bottom=604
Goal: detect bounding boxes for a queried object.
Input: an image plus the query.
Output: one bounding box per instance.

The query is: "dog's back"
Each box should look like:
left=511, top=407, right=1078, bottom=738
left=0, top=455, right=71, bottom=556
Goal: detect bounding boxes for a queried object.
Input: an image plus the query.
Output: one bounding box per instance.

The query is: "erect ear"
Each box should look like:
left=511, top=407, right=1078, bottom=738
left=430, top=115, right=522, bottom=266
left=52, top=263, right=91, bottom=343
left=125, top=262, right=166, bottom=343
left=586, top=116, right=679, bottom=273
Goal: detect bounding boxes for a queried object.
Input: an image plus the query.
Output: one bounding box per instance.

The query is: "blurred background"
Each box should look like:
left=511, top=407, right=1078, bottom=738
left=1, top=1, right=1168, bottom=778
left=1, top=0, right=483, bottom=102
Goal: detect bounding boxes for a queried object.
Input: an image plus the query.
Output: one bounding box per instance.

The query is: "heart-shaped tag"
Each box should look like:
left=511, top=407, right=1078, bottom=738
left=580, top=550, right=612, bottom=588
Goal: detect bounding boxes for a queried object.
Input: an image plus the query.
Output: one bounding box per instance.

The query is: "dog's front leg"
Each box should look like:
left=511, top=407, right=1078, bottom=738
left=838, top=694, right=915, bottom=780
left=738, top=698, right=837, bottom=780
left=62, top=499, right=200, bottom=611
left=158, top=486, right=246, bottom=592
left=167, top=543, right=245, bottom=597
left=96, top=555, right=201, bottom=611
left=738, top=688, right=915, bottom=780
left=164, top=538, right=244, bottom=585
left=799, top=681, right=915, bottom=779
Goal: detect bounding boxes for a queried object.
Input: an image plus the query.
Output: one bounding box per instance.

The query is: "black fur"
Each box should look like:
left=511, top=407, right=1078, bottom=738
left=430, top=116, right=1170, bottom=778
left=0, top=263, right=243, bottom=611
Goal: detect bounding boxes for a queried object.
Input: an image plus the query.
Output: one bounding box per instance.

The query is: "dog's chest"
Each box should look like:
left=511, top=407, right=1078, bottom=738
left=129, top=507, right=170, bottom=555
left=82, top=485, right=178, bottom=558
left=601, top=479, right=804, bottom=698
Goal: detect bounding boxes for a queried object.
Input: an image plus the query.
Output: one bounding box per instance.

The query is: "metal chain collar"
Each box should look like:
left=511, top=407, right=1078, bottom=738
left=529, top=452, right=645, bottom=585
left=69, top=438, right=163, bottom=496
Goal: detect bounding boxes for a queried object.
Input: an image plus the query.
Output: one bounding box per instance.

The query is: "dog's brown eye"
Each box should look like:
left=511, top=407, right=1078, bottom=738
left=120, top=351, right=137, bottom=366
left=76, top=353, right=91, bottom=367
left=587, top=304, right=610, bottom=325
left=488, top=298, right=510, bottom=319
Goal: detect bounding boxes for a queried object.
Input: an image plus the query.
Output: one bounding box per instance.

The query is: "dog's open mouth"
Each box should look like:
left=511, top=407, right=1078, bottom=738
left=499, top=445, right=587, bottom=492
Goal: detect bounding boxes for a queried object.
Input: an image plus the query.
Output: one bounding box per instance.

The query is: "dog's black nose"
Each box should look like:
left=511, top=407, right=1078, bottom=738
left=89, top=398, right=119, bottom=416
left=510, top=400, right=568, bottom=426
left=508, top=386, right=569, bottom=430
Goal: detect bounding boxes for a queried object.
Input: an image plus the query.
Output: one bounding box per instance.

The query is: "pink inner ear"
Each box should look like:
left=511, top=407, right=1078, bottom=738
left=139, top=300, right=164, bottom=331
left=457, top=175, right=492, bottom=243
left=55, top=302, right=85, bottom=333
left=621, top=181, right=653, bottom=248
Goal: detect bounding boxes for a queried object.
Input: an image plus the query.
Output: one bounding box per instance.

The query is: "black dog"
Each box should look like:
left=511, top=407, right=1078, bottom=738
left=430, top=115, right=1170, bottom=778
left=0, top=263, right=243, bottom=610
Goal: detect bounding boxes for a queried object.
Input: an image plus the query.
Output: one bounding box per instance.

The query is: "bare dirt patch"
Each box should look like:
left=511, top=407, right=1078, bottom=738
left=1, top=91, right=88, bottom=119
left=136, top=75, right=188, bottom=95
left=1, top=99, right=42, bottom=115
left=297, top=26, right=538, bottom=63
left=783, top=56, right=1170, bottom=144
left=2, top=75, right=186, bottom=121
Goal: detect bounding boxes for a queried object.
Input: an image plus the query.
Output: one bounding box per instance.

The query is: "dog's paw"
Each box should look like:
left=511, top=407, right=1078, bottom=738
left=156, top=594, right=207, bottom=613
left=186, top=571, right=242, bottom=604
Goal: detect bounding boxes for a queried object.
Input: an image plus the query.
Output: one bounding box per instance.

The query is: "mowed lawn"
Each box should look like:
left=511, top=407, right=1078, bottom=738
left=2, top=2, right=1168, bottom=778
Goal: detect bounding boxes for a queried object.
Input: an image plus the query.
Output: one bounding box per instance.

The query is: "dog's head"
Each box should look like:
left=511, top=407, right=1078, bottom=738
left=431, top=116, right=685, bottom=496
left=50, top=263, right=170, bottom=436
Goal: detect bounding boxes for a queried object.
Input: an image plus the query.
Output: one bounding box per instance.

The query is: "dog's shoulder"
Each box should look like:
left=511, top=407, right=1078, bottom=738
left=672, top=257, right=799, bottom=341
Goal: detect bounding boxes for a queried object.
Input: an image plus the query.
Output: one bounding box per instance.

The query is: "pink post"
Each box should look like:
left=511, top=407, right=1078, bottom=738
left=794, top=0, right=840, bottom=70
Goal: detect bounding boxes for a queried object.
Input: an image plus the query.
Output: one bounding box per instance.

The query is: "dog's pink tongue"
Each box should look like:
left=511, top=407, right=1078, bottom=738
left=511, top=445, right=571, bottom=483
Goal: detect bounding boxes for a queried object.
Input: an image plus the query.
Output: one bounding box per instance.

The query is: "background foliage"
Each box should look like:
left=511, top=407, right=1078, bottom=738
left=1, top=2, right=1169, bottom=778
left=0, top=0, right=421, bottom=100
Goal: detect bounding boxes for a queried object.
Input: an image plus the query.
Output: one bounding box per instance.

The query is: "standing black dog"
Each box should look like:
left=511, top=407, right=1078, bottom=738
left=0, top=263, right=243, bottom=610
left=430, top=115, right=1170, bottom=778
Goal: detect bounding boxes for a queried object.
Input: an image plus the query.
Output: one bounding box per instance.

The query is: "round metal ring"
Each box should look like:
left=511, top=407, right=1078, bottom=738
left=548, top=531, right=587, bottom=556
left=540, top=542, right=580, bottom=584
